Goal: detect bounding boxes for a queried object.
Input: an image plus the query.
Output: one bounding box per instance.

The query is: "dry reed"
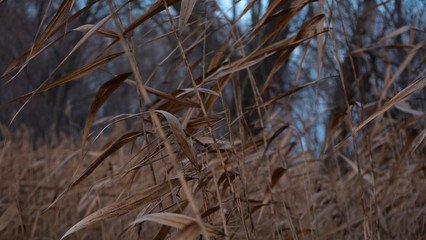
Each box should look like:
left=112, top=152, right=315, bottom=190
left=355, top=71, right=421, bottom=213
left=0, top=0, right=424, bottom=239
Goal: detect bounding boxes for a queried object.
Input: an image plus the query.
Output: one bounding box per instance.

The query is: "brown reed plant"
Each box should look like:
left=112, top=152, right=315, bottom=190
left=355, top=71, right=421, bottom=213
left=0, top=0, right=424, bottom=239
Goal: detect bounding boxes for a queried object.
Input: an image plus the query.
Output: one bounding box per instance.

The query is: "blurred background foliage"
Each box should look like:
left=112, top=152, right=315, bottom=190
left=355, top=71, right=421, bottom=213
left=0, top=0, right=424, bottom=146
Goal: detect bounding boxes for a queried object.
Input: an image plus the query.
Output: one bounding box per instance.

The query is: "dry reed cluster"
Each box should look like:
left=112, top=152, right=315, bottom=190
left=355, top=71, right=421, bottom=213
left=0, top=0, right=425, bottom=239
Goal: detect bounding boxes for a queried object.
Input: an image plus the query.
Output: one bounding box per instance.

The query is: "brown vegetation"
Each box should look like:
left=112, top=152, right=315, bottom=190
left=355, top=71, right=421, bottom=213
left=0, top=0, right=425, bottom=239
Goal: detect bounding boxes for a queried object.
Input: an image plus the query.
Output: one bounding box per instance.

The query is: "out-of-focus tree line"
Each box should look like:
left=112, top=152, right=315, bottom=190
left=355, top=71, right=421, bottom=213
left=0, top=0, right=424, bottom=146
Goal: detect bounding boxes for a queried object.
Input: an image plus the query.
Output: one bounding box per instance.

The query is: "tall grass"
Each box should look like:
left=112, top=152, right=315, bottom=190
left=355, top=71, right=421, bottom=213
left=1, top=0, right=425, bottom=239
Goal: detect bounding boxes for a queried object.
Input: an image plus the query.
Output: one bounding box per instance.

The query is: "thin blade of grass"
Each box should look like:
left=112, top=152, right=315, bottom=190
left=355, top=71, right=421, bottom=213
left=253, top=76, right=330, bottom=109
left=373, top=26, right=410, bottom=46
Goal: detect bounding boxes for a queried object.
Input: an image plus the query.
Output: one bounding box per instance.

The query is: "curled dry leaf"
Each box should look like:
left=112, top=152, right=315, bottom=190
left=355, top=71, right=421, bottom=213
left=178, top=0, right=197, bottom=34
left=124, top=0, right=181, bottom=36
left=61, top=179, right=182, bottom=240
left=82, top=72, right=132, bottom=151
left=261, top=124, right=289, bottom=160
left=155, top=110, right=198, bottom=170
left=127, top=212, right=225, bottom=239
left=255, top=167, right=286, bottom=222
left=0, top=52, right=124, bottom=109
left=176, top=87, right=219, bottom=98
left=73, top=24, right=119, bottom=38
left=201, top=206, right=220, bottom=219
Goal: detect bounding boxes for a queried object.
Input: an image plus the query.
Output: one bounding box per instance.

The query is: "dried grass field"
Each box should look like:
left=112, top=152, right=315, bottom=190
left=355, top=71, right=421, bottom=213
left=0, top=0, right=425, bottom=239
